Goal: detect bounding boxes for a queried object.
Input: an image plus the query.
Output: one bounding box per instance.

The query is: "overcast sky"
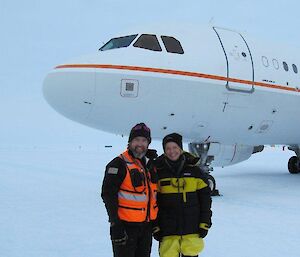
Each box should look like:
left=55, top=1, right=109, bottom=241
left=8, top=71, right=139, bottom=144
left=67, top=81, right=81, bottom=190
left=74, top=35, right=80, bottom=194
left=1, top=0, right=299, bottom=146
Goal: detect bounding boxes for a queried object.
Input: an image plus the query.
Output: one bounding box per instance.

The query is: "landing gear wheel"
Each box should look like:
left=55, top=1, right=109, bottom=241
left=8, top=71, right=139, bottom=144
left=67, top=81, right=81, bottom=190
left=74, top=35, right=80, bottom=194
left=207, top=174, right=216, bottom=192
left=288, top=156, right=300, bottom=174
left=207, top=174, right=220, bottom=196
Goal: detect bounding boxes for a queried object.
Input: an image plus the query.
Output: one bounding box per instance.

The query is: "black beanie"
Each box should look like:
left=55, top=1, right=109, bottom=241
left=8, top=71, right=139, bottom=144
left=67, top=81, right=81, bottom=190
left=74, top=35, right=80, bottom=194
left=128, top=123, right=151, bottom=143
left=162, top=133, right=183, bottom=151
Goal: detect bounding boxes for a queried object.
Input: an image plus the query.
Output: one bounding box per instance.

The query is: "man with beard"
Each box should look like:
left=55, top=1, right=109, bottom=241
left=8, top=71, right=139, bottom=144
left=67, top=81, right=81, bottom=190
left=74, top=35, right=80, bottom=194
left=101, top=123, right=158, bottom=257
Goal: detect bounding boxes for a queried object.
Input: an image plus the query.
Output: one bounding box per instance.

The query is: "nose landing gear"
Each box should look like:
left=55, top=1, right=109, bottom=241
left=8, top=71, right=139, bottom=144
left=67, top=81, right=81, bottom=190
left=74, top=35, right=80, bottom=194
left=188, top=143, right=221, bottom=196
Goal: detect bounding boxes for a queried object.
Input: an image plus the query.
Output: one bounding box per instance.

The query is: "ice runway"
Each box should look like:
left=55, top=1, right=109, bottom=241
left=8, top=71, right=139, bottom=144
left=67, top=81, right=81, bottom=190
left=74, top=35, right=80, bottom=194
left=1, top=145, right=300, bottom=257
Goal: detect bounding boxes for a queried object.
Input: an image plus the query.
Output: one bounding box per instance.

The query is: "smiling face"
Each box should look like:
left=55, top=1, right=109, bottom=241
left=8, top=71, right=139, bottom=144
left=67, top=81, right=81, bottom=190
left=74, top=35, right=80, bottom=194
left=164, top=142, right=182, bottom=161
left=129, top=136, right=149, bottom=158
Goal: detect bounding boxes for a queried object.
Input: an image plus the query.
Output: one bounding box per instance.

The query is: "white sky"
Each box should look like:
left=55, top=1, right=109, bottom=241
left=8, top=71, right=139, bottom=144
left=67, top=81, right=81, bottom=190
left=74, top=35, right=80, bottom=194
left=1, top=0, right=300, bottom=146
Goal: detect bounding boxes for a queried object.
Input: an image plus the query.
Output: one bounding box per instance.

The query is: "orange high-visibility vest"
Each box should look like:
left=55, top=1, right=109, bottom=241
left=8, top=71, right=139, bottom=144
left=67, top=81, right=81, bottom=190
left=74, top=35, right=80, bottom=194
left=118, top=150, right=158, bottom=222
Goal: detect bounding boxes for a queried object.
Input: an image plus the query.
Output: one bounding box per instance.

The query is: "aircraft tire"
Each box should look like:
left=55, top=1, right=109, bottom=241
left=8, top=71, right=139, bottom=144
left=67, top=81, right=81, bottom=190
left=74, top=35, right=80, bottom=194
left=288, top=156, right=300, bottom=174
left=207, top=174, right=216, bottom=192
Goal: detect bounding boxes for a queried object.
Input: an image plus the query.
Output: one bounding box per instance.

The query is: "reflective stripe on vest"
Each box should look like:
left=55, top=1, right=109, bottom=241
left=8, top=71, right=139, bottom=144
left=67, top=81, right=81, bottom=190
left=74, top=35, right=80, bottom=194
left=117, top=150, right=158, bottom=222
left=118, top=191, right=147, bottom=202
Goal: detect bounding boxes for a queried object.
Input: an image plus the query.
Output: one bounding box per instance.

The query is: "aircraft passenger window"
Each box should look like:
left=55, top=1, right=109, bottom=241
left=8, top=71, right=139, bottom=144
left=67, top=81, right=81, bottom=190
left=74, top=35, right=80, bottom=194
left=262, top=56, right=269, bottom=67
left=99, top=34, right=138, bottom=51
left=283, top=61, right=289, bottom=72
left=292, top=64, right=298, bottom=74
left=133, top=34, right=162, bottom=51
left=272, top=59, right=279, bottom=70
left=161, top=36, right=184, bottom=54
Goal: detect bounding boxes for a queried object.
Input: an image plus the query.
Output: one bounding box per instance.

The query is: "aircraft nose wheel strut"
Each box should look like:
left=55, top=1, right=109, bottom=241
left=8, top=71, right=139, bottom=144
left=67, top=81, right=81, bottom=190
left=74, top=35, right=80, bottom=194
left=188, top=143, right=221, bottom=196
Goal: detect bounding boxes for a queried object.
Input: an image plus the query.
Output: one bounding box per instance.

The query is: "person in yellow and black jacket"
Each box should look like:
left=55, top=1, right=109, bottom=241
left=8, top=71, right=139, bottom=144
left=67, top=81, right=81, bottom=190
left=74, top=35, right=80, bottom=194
left=101, top=123, right=158, bottom=257
left=153, top=133, right=212, bottom=257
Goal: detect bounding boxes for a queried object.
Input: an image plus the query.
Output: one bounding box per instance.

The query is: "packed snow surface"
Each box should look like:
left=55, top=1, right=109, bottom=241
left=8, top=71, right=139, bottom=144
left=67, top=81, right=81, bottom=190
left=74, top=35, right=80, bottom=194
left=1, top=145, right=300, bottom=257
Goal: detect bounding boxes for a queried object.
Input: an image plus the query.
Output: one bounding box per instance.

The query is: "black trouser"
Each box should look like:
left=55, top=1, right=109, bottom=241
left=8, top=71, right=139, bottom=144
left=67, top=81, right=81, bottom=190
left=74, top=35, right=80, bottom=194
left=112, top=223, right=153, bottom=257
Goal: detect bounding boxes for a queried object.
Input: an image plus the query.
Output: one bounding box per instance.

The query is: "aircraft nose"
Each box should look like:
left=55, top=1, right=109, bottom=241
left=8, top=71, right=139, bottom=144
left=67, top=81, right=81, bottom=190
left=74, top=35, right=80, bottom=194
left=43, top=66, right=95, bottom=124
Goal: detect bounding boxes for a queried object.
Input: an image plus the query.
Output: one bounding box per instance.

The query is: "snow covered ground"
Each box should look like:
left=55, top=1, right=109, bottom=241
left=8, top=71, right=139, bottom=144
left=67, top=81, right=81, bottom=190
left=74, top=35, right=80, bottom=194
left=1, top=144, right=300, bottom=257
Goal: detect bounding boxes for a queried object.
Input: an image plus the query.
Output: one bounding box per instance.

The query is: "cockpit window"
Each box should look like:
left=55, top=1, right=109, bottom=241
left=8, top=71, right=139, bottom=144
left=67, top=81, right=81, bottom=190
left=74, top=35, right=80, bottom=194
left=161, top=36, right=184, bottom=54
left=99, top=34, right=138, bottom=51
left=133, top=34, right=162, bottom=52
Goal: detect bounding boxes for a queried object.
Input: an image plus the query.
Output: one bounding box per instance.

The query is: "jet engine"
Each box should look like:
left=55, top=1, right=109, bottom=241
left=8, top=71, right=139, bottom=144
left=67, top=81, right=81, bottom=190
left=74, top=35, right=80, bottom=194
left=189, top=143, right=264, bottom=167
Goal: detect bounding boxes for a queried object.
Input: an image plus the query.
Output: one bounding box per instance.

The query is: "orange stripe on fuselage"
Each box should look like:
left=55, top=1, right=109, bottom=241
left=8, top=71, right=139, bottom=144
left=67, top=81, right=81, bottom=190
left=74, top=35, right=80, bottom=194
left=55, top=64, right=299, bottom=93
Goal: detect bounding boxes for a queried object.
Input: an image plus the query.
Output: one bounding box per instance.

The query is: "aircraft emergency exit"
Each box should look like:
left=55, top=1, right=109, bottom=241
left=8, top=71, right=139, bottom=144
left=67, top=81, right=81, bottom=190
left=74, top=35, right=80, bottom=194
left=43, top=25, right=300, bottom=187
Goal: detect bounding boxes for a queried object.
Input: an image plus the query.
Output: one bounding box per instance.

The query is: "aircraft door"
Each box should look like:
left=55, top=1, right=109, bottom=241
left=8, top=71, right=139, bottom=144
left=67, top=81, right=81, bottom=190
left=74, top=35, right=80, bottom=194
left=214, top=27, right=254, bottom=93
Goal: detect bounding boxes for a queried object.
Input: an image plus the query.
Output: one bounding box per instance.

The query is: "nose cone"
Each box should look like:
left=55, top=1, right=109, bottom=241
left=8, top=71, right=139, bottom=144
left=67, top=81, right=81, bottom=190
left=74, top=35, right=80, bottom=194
left=43, top=67, right=95, bottom=125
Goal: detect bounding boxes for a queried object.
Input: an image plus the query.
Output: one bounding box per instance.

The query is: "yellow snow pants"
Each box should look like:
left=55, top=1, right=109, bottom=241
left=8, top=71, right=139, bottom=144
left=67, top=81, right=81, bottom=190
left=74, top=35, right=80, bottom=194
left=159, top=234, right=204, bottom=257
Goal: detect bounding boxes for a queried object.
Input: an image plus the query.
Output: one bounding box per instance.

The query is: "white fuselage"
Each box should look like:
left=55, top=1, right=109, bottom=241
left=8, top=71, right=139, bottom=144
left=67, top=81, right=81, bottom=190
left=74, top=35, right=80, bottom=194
left=43, top=25, right=300, bottom=148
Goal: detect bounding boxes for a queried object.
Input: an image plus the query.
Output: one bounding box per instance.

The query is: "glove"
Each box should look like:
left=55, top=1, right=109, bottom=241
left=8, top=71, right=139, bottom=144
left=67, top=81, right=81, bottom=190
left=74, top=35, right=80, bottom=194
left=146, top=149, right=158, bottom=159
left=152, top=226, right=162, bottom=242
left=199, top=223, right=210, bottom=238
left=110, top=221, right=128, bottom=245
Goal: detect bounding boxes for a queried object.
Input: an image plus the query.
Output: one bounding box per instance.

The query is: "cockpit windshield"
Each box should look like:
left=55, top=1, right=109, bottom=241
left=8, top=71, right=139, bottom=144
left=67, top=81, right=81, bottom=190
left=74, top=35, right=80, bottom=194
left=133, top=34, right=162, bottom=51
left=99, top=34, right=138, bottom=51
left=161, top=36, right=184, bottom=54
left=99, top=33, right=184, bottom=54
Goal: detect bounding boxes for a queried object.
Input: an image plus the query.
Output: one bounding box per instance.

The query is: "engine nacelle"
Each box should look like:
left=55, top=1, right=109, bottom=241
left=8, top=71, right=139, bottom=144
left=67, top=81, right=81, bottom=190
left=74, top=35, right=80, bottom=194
left=208, top=143, right=254, bottom=167
left=188, top=143, right=261, bottom=167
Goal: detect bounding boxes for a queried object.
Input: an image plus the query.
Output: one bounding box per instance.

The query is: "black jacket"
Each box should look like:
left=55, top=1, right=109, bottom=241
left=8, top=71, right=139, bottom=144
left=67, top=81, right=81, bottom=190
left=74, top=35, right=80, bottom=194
left=155, top=152, right=212, bottom=236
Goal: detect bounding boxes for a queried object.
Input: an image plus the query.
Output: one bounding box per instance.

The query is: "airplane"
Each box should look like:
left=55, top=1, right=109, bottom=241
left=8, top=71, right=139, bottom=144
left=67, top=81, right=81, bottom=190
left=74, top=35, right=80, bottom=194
left=43, top=24, right=300, bottom=193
